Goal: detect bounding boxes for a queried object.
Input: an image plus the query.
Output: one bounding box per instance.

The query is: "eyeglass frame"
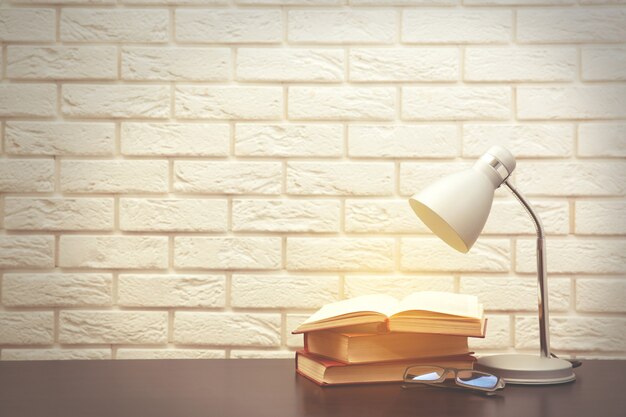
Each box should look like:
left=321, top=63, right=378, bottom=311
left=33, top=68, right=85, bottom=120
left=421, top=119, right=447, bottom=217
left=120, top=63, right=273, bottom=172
left=402, top=365, right=506, bottom=393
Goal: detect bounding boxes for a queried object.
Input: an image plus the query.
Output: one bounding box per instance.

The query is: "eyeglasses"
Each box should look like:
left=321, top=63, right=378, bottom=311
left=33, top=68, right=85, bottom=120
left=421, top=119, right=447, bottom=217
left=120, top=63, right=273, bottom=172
left=403, top=365, right=505, bottom=394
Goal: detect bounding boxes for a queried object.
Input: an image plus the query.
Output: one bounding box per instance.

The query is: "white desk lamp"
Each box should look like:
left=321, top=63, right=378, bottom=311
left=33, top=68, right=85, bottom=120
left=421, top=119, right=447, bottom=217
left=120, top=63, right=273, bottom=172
left=408, top=146, right=575, bottom=385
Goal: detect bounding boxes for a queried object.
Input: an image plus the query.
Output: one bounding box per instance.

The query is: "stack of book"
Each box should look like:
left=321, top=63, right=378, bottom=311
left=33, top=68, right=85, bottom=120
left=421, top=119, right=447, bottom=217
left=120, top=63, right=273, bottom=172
left=292, top=291, right=486, bottom=386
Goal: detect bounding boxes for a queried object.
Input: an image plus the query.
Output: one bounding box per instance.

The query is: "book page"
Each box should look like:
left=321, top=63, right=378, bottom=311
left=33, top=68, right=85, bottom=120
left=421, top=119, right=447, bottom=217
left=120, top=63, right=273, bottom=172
left=390, top=291, right=481, bottom=319
left=302, top=294, right=399, bottom=325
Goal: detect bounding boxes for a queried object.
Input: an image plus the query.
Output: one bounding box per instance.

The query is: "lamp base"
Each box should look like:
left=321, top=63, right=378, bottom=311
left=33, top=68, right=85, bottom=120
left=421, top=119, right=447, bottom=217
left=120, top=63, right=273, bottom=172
left=475, top=354, right=576, bottom=385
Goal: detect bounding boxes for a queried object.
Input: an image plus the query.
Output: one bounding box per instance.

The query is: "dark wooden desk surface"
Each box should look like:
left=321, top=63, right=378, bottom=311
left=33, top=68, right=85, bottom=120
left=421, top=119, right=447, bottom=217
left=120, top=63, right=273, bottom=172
left=0, top=359, right=624, bottom=417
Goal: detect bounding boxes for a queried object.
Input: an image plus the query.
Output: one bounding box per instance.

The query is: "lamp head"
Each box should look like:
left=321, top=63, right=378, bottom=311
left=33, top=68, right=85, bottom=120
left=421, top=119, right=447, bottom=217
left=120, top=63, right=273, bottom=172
left=408, top=146, right=516, bottom=253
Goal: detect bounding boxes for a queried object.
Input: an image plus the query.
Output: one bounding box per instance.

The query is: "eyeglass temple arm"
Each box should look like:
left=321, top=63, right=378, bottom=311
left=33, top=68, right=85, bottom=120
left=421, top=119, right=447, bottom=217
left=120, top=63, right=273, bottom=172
left=503, top=180, right=551, bottom=359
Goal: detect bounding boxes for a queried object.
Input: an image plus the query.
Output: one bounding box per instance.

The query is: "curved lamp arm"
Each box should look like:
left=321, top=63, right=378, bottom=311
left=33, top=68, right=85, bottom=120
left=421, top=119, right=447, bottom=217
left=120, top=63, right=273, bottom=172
left=503, top=180, right=550, bottom=358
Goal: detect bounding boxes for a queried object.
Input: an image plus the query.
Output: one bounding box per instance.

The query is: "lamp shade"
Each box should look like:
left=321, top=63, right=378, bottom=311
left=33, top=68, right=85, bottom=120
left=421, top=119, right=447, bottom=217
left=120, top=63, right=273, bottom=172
left=408, top=146, right=516, bottom=253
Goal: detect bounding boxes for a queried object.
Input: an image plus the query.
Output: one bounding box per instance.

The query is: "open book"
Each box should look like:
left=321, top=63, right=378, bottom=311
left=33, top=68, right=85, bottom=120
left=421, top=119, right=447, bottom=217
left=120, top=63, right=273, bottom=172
left=292, top=291, right=486, bottom=337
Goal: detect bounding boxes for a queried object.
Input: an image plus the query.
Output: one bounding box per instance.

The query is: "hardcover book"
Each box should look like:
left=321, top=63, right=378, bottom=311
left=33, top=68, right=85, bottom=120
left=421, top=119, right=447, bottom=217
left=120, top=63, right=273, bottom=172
left=305, top=330, right=470, bottom=364
left=296, top=350, right=476, bottom=386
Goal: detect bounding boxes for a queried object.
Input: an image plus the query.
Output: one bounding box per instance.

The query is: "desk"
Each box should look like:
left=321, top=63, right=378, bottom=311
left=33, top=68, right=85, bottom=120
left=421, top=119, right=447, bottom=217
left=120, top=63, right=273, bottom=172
left=0, top=359, right=623, bottom=417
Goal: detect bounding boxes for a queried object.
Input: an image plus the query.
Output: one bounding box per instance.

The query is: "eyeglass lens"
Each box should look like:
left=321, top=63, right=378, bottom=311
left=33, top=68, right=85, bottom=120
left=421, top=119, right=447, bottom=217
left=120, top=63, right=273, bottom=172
left=456, top=370, right=499, bottom=389
left=406, top=366, right=444, bottom=382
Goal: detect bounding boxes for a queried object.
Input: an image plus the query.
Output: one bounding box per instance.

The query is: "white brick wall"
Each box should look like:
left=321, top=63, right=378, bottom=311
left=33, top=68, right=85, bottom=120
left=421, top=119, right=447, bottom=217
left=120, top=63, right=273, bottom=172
left=60, top=9, right=169, bottom=43
left=6, top=122, right=115, bottom=156
left=8, top=46, right=118, bottom=80
left=1, top=1, right=625, bottom=361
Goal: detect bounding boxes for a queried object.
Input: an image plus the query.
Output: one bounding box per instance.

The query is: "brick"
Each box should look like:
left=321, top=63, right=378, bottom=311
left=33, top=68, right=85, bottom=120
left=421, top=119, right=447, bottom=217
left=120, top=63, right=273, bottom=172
left=465, top=47, right=575, bottom=82
left=580, top=0, right=626, bottom=3
left=287, top=162, right=393, bottom=196
left=401, top=238, right=510, bottom=272
left=348, top=125, right=458, bottom=158
left=174, top=237, right=281, bottom=270
left=118, top=274, right=225, bottom=307
left=123, top=0, right=226, bottom=3
left=62, top=85, right=170, bottom=119
left=515, top=162, right=626, bottom=196
left=582, top=47, right=626, bottom=81
left=286, top=314, right=308, bottom=348
left=1, top=349, right=111, bottom=361
left=403, top=87, right=510, bottom=121
left=238, top=0, right=340, bottom=3
left=237, top=48, right=343, bottom=82
left=232, top=275, right=339, bottom=308
left=517, top=87, right=626, bottom=120
left=4, top=198, right=114, bottom=231
left=578, top=123, right=626, bottom=158
left=14, top=0, right=115, bottom=3
left=516, top=239, right=626, bottom=274
left=59, top=236, right=168, bottom=269
left=349, top=48, right=458, bottom=82
left=575, top=201, right=626, bottom=235
left=122, top=47, right=230, bottom=81
left=7, top=46, right=117, bottom=80
left=235, top=124, right=342, bottom=157
left=0, top=160, right=54, bottom=192
left=468, top=315, right=510, bottom=350
left=232, top=199, right=340, bottom=232
left=174, top=313, right=281, bottom=346
left=176, top=9, right=281, bottom=43
left=460, top=276, right=570, bottom=311
left=351, top=0, right=456, bottom=3
left=344, top=276, right=455, bottom=299
left=175, top=86, right=282, bottom=120
left=287, top=238, right=394, bottom=271
left=61, top=9, right=168, bottom=42
left=345, top=199, right=424, bottom=233
left=517, top=8, right=626, bottom=43
left=484, top=200, right=569, bottom=235
left=576, top=279, right=626, bottom=313
left=515, top=316, right=626, bottom=351
left=0, top=84, right=56, bottom=117
left=0, top=9, right=55, bottom=41
left=0, top=236, right=54, bottom=269
left=121, top=123, right=229, bottom=157
left=289, top=10, right=395, bottom=44
left=174, top=161, right=281, bottom=195
left=60, top=311, right=168, bottom=344
left=61, top=160, right=168, bottom=193
left=230, top=350, right=294, bottom=359
left=463, top=124, right=573, bottom=158
left=116, top=349, right=225, bottom=360
left=6, top=122, right=115, bottom=156
left=465, top=0, right=573, bottom=4
left=120, top=198, right=228, bottom=232
left=0, top=312, right=54, bottom=345
left=289, top=87, right=395, bottom=120
left=2, top=273, right=112, bottom=307
left=403, top=10, right=511, bottom=44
